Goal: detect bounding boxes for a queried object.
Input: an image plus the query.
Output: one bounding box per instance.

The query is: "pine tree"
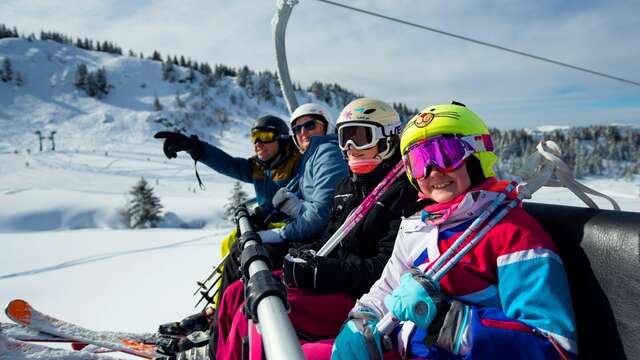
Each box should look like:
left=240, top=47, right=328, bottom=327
left=1, top=58, right=13, bottom=82
left=74, top=63, right=88, bottom=89
left=223, top=182, right=249, bottom=222
left=184, top=67, right=196, bottom=83
left=94, top=67, right=109, bottom=97
left=162, top=58, right=176, bottom=82
left=126, top=177, right=163, bottom=229
left=153, top=95, right=163, bottom=111
left=14, top=71, right=23, bottom=87
left=151, top=50, right=162, bottom=61
left=256, top=73, right=274, bottom=103
left=237, top=65, right=251, bottom=87
left=85, top=72, right=97, bottom=97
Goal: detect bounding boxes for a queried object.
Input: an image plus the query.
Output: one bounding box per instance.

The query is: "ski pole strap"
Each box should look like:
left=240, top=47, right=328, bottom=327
left=518, top=140, right=620, bottom=210
left=317, top=160, right=405, bottom=257
left=194, top=159, right=205, bottom=191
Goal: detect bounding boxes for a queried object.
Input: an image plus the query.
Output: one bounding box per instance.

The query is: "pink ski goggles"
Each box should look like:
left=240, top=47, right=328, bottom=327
left=403, top=134, right=493, bottom=180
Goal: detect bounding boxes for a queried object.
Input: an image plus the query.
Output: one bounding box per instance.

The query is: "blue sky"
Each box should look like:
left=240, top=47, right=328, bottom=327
left=2, top=0, right=639, bottom=129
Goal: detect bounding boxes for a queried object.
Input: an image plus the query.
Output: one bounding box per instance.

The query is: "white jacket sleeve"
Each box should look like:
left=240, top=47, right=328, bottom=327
left=354, top=220, right=413, bottom=318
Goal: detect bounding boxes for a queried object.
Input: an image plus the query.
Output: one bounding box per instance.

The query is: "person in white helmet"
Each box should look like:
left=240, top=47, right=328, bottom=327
left=213, top=99, right=418, bottom=360
left=259, top=103, right=349, bottom=243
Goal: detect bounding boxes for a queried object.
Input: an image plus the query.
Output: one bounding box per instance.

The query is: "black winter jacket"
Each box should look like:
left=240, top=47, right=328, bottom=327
left=299, top=153, right=418, bottom=298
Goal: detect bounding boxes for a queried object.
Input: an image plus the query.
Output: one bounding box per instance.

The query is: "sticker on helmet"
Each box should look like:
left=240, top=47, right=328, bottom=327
left=415, top=112, right=434, bottom=128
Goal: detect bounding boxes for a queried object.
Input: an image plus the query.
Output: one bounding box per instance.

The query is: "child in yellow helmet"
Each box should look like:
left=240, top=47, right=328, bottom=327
left=327, top=102, right=577, bottom=360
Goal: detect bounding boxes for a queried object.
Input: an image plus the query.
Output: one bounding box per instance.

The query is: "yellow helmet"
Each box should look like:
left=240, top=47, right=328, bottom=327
left=400, top=102, right=497, bottom=180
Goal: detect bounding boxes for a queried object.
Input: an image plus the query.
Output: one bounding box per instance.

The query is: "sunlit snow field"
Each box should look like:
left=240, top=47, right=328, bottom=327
left=0, top=136, right=255, bottom=335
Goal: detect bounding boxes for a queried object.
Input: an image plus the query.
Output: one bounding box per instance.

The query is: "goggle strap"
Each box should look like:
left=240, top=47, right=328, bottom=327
left=461, top=134, right=494, bottom=152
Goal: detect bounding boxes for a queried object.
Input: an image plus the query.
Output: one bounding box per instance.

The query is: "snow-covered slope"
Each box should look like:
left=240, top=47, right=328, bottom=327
left=0, top=37, right=339, bottom=154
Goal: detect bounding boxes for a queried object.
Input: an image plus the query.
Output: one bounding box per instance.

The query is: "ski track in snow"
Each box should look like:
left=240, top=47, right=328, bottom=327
left=0, top=233, right=220, bottom=280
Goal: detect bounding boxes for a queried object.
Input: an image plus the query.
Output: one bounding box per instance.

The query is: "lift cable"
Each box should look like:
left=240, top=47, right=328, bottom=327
left=314, top=0, right=640, bottom=87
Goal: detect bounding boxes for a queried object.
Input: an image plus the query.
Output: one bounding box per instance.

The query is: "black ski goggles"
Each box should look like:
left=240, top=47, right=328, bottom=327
left=291, top=120, right=321, bottom=134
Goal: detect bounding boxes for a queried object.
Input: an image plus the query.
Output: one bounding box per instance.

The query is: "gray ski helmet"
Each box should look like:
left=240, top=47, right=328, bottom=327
left=252, top=115, right=290, bottom=139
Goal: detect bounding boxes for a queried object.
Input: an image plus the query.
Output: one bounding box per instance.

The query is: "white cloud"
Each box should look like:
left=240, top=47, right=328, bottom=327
left=1, top=0, right=639, bottom=128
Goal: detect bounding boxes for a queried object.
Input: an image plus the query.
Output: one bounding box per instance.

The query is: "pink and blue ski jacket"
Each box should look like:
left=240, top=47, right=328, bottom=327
left=355, top=181, right=578, bottom=359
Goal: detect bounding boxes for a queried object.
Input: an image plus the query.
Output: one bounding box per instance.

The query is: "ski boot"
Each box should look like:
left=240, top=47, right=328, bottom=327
left=156, top=331, right=210, bottom=357
left=158, top=311, right=211, bottom=337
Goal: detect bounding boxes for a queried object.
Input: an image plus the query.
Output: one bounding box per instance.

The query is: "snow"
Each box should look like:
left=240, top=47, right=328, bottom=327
left=1, top=36, right=639, bottom=358
left=1, top=332, right=121, bottom=359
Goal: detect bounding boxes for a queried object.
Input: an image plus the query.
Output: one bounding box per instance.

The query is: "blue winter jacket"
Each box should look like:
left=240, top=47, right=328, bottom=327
left=198, top=140, right=301, bottom=212
left=281, top=134, right=348, bottom=242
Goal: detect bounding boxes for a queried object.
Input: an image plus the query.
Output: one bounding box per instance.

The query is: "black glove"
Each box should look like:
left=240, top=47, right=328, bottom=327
left=156, top=331, right=210, bottom=356
left=283, top=248, right=318, bottom=289
left=158, top=311, right=210, bottom=336
left=154, top=131, right=204, bottom=161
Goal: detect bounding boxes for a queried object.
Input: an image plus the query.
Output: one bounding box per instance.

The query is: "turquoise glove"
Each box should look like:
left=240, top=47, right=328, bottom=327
left=384, top=269, right=445, bottom=329
left=331, top=309, right=382, bottom=360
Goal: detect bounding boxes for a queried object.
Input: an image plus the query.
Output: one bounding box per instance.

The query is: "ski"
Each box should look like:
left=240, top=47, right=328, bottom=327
left=1, top=322, right=72, bottom=343
left=5, top=299, right=163, bottom=359
left=0, top=331, right=125, bottom=359
left=1, top=322, right=156, bottom=345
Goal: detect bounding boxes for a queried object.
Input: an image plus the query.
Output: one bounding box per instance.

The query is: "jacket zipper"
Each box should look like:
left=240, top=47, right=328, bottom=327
left=480, top=319, right=571, bottom=360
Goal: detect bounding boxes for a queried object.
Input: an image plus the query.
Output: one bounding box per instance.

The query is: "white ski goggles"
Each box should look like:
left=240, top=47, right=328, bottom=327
left=338, top=122, right=401, bottom=151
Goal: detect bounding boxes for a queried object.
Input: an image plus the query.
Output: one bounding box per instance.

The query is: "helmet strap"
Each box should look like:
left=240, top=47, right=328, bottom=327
left=375, top=136, right=398, bottom=161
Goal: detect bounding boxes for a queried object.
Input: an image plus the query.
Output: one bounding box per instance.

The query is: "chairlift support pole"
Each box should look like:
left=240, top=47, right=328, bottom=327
left=273, top=0, right=300, bottom=114
left=48, top=131, right=57, bottom=151
left=34, top=131, right=44, bottom=152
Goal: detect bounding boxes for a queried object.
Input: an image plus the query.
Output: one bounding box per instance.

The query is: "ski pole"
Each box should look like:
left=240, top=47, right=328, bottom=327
left=432, top=198, right=520, bottom=280
left=317, top=161, right=405, bottom=257
left=376, top=183, right=524, bottom=335
left=422, top=182, right=516, bottom=279
left=194, top=275, right=223, bottom=308
left=193, top=252, right=230, bottom=296
left=195, top=284, right=222, bottom=310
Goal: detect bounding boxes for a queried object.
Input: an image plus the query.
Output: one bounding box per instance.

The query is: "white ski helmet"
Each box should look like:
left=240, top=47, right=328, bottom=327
left=290, top=103, right=335, bottom=134
left=336, top=98, right=402, bottom=161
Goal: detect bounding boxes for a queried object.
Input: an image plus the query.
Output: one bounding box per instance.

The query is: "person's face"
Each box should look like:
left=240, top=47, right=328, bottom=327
left=254, top=138, right=279, bottom=162
left=346, top=145, right=378, bottom=161
left=417, top=162, right=472, bottom=203
left=293, top=115, right=326, bottom=152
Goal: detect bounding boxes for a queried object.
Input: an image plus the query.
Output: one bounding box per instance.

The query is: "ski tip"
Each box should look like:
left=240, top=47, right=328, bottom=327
left=5, top=299, right=32, bottom=325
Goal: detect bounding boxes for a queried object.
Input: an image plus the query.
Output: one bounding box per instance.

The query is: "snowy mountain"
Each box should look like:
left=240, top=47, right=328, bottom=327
left=0, top=36, right=316, bottom=153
